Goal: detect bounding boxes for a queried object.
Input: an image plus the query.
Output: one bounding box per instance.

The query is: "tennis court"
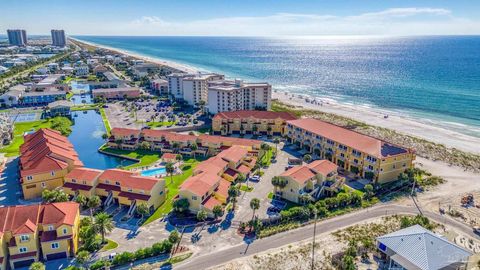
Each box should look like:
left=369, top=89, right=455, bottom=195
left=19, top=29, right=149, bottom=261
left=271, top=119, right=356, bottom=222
left=9, top=112, right=41, bottom=123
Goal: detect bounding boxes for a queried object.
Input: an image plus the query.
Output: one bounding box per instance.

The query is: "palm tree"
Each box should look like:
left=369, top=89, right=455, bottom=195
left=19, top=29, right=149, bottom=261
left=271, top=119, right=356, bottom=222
left=273, top=137, right=280, bottom=156
left=172, top=142, right=180, bottom=153
left=94, top=212, right=114, bottom=244
left=271, top=176, right=288, bottom=195
left=303, top=154, right=312, bottom=164
left=249, top=198, right=260, bottom=231
left=228, top=186, right=240, bottom=210
left=76, top=250, right=90, bottom=267
left=165, top=162, right=175, bottom=184
left=212, top=205, right=224, bottom=221
left=175, top=154, right=183, bottom=163
left=189, top=142, right=198, bottom=158
left=299, top=194, right=313, bottom=205
left=75, top=194, right=87, bottom=209
left=136, top=203, right=150, bottom=219
left=87, top=195, right=101, bottom=217
left=196, top=210, right=208, bottom=222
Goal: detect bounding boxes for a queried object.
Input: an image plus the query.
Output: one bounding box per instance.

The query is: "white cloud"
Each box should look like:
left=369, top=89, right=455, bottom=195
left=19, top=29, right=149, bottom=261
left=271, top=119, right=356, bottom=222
left=66, top=7, right=480, bottom=36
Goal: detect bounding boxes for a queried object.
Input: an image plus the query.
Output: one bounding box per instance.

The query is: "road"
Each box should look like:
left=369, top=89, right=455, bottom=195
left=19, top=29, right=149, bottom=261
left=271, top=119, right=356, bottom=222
left=175, top=203, right=478, bottom=270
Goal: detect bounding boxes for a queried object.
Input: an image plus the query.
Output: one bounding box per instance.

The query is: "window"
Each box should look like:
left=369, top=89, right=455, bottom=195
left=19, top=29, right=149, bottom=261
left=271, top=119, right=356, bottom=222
left=63, top=228, right=68, bottom=235
left=105, top=180, right=110, bottom=184
left=48, top=225, right=54, bottom=231
left=26, top=175, right=33, bottom=181
left=19, top=247, right=28, bottom=253
left=115, top=181, right=120, bottom=186
left=72, top=179, right=77, bottom=183
left=20, top=235, right=29, bottom=242
left=192, top=196, right=197, bottom=200
left=41, top=182, right=46, bottom=188
left=51, top=242, right=59, bottom=249
left=51, top=171, right=55, bottom=176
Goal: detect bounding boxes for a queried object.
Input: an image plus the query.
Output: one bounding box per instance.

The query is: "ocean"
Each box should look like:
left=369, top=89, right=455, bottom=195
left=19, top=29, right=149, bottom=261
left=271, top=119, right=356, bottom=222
left=74, top=36, right=480, bottom=138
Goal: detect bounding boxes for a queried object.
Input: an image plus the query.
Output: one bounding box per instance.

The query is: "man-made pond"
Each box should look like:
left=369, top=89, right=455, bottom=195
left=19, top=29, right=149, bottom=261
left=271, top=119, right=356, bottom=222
left=69, top=110, right=135, bottom=169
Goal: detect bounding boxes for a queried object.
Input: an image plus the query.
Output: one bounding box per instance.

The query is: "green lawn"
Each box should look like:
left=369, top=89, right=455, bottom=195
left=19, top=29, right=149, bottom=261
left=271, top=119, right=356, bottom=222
left=99, top=108, right=111, bottom=135
left=99, top=239, right=118, bottom=252
left=143, top=158, right=201, bottom=225
left=259, top=149, right=273, bottom=166
left=71, top=104, right=99, bottom=111
left=146, top=121, right=176, bottom=128
left=0, top=119, right=56, bottom=157
left=239, top=184, right=253, bottom=192
left=66, top=92, right=74, bottom=100
left=100, top=147, right=161, bottom=169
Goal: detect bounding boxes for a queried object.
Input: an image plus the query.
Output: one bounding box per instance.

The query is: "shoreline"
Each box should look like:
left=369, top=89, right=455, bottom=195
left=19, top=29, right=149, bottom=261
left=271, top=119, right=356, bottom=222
left=71, top=37, right=480, bottom=155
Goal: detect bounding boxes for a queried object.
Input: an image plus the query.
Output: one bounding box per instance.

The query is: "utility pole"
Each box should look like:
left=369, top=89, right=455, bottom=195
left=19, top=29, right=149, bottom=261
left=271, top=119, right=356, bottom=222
left=311, top=212, right=317, bottom=270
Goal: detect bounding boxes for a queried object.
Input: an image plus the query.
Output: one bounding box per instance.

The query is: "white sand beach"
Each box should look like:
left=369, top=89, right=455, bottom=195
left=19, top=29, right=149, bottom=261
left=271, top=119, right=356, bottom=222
left=273, top=91, right=480, bottom=154
left=71, top=37, right=480, bottom=155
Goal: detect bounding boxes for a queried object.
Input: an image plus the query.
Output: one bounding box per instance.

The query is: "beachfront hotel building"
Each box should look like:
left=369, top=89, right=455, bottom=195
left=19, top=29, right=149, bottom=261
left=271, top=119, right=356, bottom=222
left=0, top=202, right=80, bottom=269
left=207, top=79, right=272, bottom=114
left=285, top=118, right=415, bottom=184
left=19, top=129, right=83, bottom=200
left=167, top=72, right=224, bottom=106
left=212, top=110, right=297, bottom=136
left=178, top=146, right=256, bottom=216
left=276, top=160, right=343, bottom=204
left=63, top=168, right=166, bottom=213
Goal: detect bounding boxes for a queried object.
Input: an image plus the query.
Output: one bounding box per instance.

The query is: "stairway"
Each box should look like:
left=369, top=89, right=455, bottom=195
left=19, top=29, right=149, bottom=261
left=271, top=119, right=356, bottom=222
left=127, top=200, right=137, bottom=216
left=104, top=191, right=114, bottom=207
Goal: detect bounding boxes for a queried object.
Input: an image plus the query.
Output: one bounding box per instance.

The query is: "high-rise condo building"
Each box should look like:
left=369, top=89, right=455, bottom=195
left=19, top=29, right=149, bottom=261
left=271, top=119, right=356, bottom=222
left=51, top=29, right=67, bottom=47
left=7, top=29, right=27, bottom=46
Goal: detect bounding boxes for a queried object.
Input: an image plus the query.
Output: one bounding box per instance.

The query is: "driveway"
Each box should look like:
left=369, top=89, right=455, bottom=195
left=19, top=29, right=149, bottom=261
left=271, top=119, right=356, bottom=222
left=0, top=158, right=23, bottom=206
left=235, top=143, right=295, bottom=221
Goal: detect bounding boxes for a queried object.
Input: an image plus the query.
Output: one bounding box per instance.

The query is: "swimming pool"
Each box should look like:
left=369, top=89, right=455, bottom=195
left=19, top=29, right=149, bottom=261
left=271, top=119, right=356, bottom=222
left=140, top=167, right=167, bottom=177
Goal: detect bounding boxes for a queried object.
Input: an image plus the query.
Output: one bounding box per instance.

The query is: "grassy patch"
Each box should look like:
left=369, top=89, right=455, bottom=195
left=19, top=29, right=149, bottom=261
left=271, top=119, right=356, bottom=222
left=259, top=149, right=273, bottom=166
left=99, top=239, right=118, bottom=252
left=0, top=118, right=71, bottom=157
left=143, top=158, right=201, bottom=225
left=146, top=121, right=176, bottom=128
left=239, top=184, right=254, bottom=192
left=66, top=92, right=74, bottom=100
left=267, top=192, right=273, bottom=199
left=71, top=104, right=99, bottom=111
left=99, top=108, right=111, bottom=135
left=160, top=252, right=193, bottom=267
left=100, top=147, right=161, bottom=169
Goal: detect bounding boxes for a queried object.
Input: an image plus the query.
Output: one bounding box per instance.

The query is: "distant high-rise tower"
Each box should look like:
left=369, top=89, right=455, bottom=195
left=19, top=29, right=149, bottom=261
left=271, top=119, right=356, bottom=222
left=7, top=29, right=27, bottom=46
left=51, top=29, right=66, bottom=47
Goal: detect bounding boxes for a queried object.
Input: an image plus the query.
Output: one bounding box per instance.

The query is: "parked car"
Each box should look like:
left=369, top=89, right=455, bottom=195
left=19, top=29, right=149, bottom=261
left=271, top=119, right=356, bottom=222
left=250, top=175, right=260, bottom=182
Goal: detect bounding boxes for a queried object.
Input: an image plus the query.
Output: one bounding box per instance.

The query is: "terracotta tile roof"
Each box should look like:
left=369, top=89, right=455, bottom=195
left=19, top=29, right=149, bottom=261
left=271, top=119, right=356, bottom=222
left=287, top=118, right=411, bottom=158
left=98, top=169, right=162, bottom=191
left=307, top=160, right=337, bottom=176
left=65, top=167, right=103, bottom=183
left=217, top=145, right=248, bottom=163
left=280, top=165, right=317, bottom=185
left=194, top=156, right=228, bottom=175
left=20, top=128, right=83, bottom=177
left=0, top=202, right=79, bottom=236
left=111, top=128, right=141, bottom=138
left=161, top=153, right=177, bottom=160
left=201, top=196, right=222, bottom=210
left=213, top=110, right=297, bottom=121
left=198, top=134, right=260, bottom=147
left=181, top=172, right=221, bottom=196
left=216, top=179, right=231, bottom=198
left=236, top=164, right=252, bottom=174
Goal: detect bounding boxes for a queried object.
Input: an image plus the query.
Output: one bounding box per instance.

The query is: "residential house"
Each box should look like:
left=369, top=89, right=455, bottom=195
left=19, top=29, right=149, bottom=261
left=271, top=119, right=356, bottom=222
left=285, top=118, right=415, bottom=183
left=19, top=129, right=83, bottom=199
left=212, top=110, right=297, bottom=136
left=0, top=202, right=80, bottom=269
left=276, top=160, right=343, bottom=204
left=376, top=225, right=472, bottom=270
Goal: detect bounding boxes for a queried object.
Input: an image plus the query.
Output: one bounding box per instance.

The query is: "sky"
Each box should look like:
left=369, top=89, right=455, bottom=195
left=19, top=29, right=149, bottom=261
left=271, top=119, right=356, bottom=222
left=1, top=0, right=480, bottom=36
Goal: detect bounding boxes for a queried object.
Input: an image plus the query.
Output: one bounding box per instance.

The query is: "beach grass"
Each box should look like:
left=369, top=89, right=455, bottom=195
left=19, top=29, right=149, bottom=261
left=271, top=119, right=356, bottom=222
left=272, top=99, right=480, bottom=172
left=143, top=158, right=201, bottom=225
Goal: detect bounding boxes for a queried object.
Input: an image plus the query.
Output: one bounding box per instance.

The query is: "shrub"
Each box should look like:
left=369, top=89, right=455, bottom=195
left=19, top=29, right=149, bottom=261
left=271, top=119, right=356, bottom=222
left=89, top=260, right=107, bottom=270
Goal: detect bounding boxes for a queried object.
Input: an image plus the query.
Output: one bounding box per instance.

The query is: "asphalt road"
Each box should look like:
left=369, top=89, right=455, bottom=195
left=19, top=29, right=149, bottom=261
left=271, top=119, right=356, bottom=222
left=175, top=203, right=478, bottom=270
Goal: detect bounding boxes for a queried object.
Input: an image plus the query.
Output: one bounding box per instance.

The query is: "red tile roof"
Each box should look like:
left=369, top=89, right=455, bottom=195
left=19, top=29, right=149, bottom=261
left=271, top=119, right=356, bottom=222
left=213, top=110, right=297, bottom=121
left=216, top=179, right=231, bottom=198
left=0, top=202, right=79, bottom=236
left=181, top=172, right=221, bottom=196
left=236, top=164, right=252, bottom=174
left=98, top=169, right=162, bottom=191
left=20, top=128, right=83, bottom=178
left=161, top=153, right=177, bottom=160
left=201, top=196, right=222, bottom=210
left=287, top=118, right=411, bottom=158
left=111, top=128, right=141, bottom=138
left=280, top=166, right=317, bottom=184
left=65, top=167, right=103, bottom=183
left=217, top=145, right=249, bottom=163
left=307, top=160, right=337, bottom=176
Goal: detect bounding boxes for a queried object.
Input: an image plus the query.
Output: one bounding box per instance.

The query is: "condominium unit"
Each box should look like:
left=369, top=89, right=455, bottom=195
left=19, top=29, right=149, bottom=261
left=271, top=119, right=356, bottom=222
left=212, top=110, right=297, bottom=136
left=107, top=128, right=262, bottom=156
left=7, top=29, right=27, bottom=46
left=19, top=129, right=83, bottom=199
left=151, top=79, right=168, bottom=95
left=178, top=146, right=256, bottom=216
left=0, top=202, right=80, bottom=269
left=276, top=160, right=343, bottom=204
left=285, top=118, right=415, bottom=183
left=63, top=168, right=166, bottom=214
left=51, top=30, right=66, bottom=47
left=207, top=79, right=272, bottom=114
left=167, top=72, right=224, bottom=105
left=92, top=87, right=141, bottom=100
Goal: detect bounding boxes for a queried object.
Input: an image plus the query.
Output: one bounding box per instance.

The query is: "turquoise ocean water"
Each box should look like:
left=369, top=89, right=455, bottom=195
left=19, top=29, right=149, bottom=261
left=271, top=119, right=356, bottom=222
left=74, top=36, right=480, bottom=138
